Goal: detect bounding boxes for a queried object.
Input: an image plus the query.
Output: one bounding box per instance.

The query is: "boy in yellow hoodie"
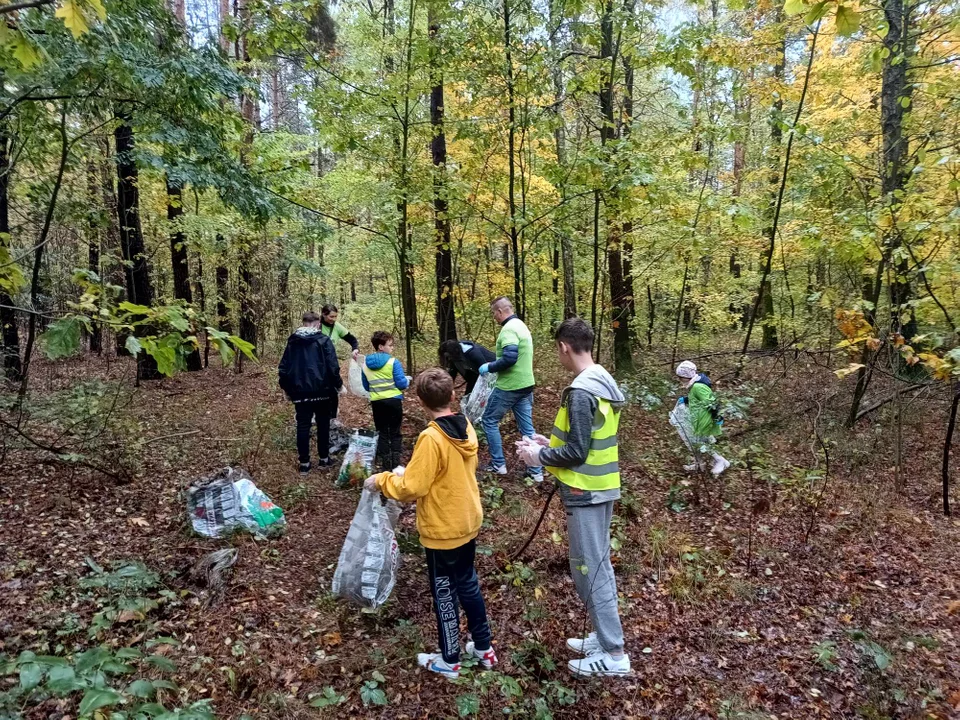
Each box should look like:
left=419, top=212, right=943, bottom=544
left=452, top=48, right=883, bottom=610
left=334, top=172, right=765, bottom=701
left=365, top=367, right=497, bottom=679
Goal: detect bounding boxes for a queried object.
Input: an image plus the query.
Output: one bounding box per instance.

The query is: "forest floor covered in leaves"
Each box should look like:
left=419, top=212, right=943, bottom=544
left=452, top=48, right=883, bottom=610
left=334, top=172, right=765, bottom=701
left=2, top=352, right=959, bottom=719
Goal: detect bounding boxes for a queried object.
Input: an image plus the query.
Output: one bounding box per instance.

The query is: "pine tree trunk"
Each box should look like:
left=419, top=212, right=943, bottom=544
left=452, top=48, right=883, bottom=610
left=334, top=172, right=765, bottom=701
left=429, top=2, right=457, bottom=343
left=115, top=107, right=160, bottom=380
left=0, top=109, right=22, bottom=382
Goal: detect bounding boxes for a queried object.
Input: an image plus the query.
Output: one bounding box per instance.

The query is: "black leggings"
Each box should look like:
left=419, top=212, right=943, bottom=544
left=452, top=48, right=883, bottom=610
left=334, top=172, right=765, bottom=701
left=371, top=397, right=403, bottom=466
left=426, top=540, right=492, bottom=664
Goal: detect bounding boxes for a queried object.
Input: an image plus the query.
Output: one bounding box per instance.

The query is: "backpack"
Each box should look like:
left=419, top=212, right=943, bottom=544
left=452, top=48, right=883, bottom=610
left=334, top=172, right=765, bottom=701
left=692, top=375, right=723, bottom=425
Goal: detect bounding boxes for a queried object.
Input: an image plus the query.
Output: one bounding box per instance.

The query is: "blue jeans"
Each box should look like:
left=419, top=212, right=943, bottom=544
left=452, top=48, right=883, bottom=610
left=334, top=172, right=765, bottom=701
left=481, top=388, right=542, bottom=475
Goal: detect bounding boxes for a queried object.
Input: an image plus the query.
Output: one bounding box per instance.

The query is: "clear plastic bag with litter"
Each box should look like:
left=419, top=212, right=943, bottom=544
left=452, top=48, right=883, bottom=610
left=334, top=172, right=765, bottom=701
left=186, top=467, right=285, bottom=539
left=462, top=372, right=497, bottom=426
left=331, top=487, right=401, bottom=610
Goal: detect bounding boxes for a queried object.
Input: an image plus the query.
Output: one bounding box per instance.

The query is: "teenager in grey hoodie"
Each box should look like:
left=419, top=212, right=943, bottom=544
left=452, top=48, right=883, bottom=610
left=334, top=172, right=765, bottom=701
left=517, top=318, right=630, bottom=678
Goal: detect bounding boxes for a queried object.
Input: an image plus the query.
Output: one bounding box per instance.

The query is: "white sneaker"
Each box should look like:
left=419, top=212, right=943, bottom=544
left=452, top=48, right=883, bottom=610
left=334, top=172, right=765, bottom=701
left=416, top=652, right=460, bottom=680
left=711, top=457, right=731, bottom=477
left=683, top=462, right=705, bottom=473
left=464, top=641, right=498, bottom=669
left=568, top=651, right=631, bottom=677
left=566, top=632, right=601, bottom=655
left=481, top=463, right=507, bottom=475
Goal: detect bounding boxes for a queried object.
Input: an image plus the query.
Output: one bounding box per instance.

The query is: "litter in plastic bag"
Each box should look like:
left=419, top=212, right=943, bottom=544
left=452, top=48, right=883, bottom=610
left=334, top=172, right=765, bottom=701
left=187, top=467, right=286, bottom=538
left=329, top=418, right=350, bottom=456
left=348, top=358, right=370, bottom=400
left=462, top=372, right=497, bottom=426
left=332, top=487, right=401, bottom=609
left=336, top=430, right=379, bottom=488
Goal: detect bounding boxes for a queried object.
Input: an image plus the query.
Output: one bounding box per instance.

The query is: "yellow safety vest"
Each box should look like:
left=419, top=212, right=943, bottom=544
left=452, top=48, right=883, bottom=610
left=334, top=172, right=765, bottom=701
left=363, top=358, right=402, bottom=401
left=546, top=396, right=620, bottom=491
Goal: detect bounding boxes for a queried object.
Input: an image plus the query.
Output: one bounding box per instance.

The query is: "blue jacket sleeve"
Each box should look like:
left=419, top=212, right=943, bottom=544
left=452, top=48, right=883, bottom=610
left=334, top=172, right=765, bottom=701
left=393, top=359, right=410, bottom=390
left=361, top=368, right=370, bottom=392
left=488, top=344, right=519, bottom=373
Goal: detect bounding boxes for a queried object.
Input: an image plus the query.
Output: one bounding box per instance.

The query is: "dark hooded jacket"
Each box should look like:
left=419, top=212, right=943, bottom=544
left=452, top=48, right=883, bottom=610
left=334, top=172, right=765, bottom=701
left=278, top=327, right=342, bottom=402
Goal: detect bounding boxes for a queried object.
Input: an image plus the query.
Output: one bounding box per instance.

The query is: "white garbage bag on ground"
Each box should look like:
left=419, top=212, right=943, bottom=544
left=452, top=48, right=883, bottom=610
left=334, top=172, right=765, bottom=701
left=331, top=487, right=401, bottom=609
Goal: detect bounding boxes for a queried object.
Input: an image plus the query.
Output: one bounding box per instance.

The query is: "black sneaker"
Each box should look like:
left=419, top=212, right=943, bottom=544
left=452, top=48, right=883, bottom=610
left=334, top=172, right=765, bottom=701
left=317, top=457, right=333, bottom=468
left=298, top=462, right=311, bottom=475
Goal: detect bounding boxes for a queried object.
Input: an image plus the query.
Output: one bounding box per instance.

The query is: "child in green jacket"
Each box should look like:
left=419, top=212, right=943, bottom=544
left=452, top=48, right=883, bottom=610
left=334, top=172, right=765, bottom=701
left=675, top=360, right=730, bottom=476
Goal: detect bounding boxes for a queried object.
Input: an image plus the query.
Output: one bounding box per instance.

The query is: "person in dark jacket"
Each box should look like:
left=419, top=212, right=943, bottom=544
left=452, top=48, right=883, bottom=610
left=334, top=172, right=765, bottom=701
left=279, top=311, right=343, bottom=474
left=439, top=340, right=496, bottom=395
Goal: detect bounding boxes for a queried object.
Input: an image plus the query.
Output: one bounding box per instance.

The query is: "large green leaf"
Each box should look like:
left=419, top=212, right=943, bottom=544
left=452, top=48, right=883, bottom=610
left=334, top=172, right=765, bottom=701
left=127, top=679, right=155, bottom=698
left=43, top=318, right=83, bottom=360
left=78, top=687, right=123, bottom=715
left=784, top=0, right=806, bottom=15
left=19, top=662, right=42, bottom=691
left=835, top=5, right=861, bottom=35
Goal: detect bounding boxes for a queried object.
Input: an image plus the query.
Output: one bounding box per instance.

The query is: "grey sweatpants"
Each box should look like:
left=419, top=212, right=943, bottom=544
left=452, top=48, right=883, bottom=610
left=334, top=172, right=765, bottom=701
left=566, top=501, right=625, bottom=654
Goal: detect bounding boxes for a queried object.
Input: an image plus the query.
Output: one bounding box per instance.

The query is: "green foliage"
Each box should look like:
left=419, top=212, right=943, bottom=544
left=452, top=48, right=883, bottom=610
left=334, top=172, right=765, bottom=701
left=359, top=673, right=387, bottom=706
left=308, top=686, right=346, bottom=709
left=0, top=645, right=214, bottom=719
left=78, top=559, right=179, bottom=639
left=456, top=693, right=480, bottom=717
left=812, top=640, right=838, bottom=671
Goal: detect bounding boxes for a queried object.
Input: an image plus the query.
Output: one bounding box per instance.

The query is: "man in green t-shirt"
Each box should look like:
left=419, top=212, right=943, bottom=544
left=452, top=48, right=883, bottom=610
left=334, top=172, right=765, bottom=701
left=320, top=304, right=360, bottom=421
left=478, top=297, right=542, bottom=481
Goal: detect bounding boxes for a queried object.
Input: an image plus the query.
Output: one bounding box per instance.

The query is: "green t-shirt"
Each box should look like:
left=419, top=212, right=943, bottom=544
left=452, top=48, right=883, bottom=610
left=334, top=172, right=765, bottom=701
left=495, top=317, right=535, bottom=391
left=321, top=321, right=349, bottom=342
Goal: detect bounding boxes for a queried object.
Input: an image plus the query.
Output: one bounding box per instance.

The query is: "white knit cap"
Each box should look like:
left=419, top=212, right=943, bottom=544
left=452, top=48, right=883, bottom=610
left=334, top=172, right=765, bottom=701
left=675, top=360, right=697, bottom=379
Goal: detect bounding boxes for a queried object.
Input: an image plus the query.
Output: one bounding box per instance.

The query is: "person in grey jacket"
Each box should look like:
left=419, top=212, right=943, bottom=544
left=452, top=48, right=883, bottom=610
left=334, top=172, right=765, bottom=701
left=516, top=318, right=629, bottom=678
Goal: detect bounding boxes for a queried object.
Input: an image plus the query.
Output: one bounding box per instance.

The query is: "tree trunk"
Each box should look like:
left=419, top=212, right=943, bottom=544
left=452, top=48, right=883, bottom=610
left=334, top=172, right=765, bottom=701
left=620, top=2, right=636, bottom=322
left=882, top=0, right=915, bottom=341
left=166, top=177, right=201, bottom=371
left=847, top=0, right=913, bottom=424
left=215, top=258, right=231, bottom=333
left=599, top=0, right=632, bottom=373
left=86, top=159, right=102, bottom=354
left=548, top=0, right=577, bottom=319
left=759, top=12, right=785, bottom=351
left=0, top=106, right=22, bottom=381
left=504, top=0, right=523, bottom=319
left=115, top=107, right=160, bottom=380
left=236, top=0, right=259, bottom=368
left=429, top=1, right=457, bottom=343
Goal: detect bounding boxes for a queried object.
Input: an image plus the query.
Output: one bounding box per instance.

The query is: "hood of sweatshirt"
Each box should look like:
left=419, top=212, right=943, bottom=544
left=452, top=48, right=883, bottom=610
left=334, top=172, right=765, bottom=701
left=365, top=352, right=393, bottom=370
left=431, top=414, right=478, bottom=458
left=290, top=326, right=322, bottom=344
left=569, top=364, right=627, bottom=410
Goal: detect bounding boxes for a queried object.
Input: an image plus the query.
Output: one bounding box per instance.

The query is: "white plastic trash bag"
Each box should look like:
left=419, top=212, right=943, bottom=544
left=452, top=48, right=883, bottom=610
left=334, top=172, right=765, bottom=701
left=332, top=487, right=401, bottom=609
left=462, top=372, right=497, bottom=426
left=668, top=399, right=714, bottom=454
left=187, top=467, right=286, bottom=538
left=337, top=430, right=379, bottom=488
left=348, top=358, right=370, bottom=400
